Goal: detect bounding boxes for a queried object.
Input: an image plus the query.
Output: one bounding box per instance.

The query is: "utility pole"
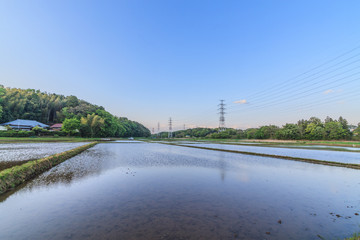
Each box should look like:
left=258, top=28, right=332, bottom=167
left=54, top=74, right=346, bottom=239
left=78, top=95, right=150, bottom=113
left=218, top=100, right=226, bottom=132
left=157, top=122, right=160, bottom=138
left=168, top=117, right=173, bottom=138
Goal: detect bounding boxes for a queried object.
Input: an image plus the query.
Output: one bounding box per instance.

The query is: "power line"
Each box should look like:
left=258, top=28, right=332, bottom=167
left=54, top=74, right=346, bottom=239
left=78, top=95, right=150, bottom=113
left=238, top=58, right=360, bottom=105
left=227, top=72, right=360, bottom=114
left=233, top=44, right=360, bottom=102
left=275, top=86, right=360, bottom=115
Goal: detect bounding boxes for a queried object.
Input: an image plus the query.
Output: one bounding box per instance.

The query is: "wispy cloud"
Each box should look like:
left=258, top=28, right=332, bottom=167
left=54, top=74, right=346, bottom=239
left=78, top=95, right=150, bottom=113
left=234, top=99, right=247, bottom=104
left=323, top=89, right=334, bottom=94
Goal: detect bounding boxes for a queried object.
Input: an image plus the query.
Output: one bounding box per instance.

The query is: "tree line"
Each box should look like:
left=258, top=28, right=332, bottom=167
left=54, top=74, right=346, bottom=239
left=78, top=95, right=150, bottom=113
left=0, top=86, right=150, bottom=138
left=155, top=116, right=360, bottom=140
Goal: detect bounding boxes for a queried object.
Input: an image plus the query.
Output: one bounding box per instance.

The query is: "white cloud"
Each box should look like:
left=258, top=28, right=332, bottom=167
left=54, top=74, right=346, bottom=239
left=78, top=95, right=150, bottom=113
left=234, top=99, right=247, bottom=104
left=323, top=89, right=334, bottom=94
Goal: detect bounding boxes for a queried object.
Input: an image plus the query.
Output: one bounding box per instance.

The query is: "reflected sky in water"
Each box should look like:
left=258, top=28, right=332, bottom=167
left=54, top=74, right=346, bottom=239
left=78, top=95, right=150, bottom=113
left=179, top=143, right=360, bottom=164
left=0, top=143, right=359, bottom=240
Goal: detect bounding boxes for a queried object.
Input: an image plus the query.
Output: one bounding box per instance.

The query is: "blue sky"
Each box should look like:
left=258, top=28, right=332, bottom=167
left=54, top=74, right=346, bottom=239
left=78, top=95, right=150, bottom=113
left=1, top=0, right=360, bottom=131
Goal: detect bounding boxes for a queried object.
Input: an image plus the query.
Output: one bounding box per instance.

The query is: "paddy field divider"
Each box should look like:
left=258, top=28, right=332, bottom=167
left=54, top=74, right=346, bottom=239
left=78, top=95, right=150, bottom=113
left=0, top=142, right=98, bottom=194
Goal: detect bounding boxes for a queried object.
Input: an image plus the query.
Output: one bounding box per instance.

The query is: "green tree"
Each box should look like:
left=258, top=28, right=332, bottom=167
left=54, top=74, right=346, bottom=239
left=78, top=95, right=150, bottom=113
left=305, top=122, right=325, bottom=140
left=276, top=124, right=301, bottom=140
left=0, top=86, right=5, bottom=120
left=62, top=118, right=81, bottom=135
left=80, top=113, right=105, bottom=137
left=255, top=125, right=279, bottom=139
left=245, top=128, right=258, bottom=139
left=353, top=123, right=360, bottom=140
left=324, top=121, right=347, bottom=140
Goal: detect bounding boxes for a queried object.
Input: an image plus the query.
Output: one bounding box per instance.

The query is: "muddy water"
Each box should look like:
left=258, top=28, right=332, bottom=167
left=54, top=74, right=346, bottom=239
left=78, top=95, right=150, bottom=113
left=179, top=143, right=360, bottom=164
left=0, top=142, right=359, bottom=240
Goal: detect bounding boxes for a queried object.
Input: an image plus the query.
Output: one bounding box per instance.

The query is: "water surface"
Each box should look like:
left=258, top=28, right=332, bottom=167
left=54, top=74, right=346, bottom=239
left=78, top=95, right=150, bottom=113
left=0, top=142, right=90, bottom=162
left=0, top=142, right=359, bottom=240
left=179, top=143, right=360, bottom=164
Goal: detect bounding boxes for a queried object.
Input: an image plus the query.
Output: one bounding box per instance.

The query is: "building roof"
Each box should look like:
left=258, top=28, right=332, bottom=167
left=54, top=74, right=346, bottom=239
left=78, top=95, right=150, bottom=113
left=1, top=119, right=49, bottom=128
left=50, top=123, right=63, bottom=128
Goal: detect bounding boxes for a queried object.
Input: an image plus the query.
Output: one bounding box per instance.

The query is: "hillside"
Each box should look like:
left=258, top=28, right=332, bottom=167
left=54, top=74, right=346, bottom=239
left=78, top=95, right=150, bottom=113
left=0, top=86, right=150, bottom=137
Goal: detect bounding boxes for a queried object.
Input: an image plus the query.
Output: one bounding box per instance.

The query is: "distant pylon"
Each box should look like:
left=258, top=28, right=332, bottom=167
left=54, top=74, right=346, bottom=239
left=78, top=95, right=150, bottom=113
left=157, top=122, right=160, bottom=138
left=218, top=100, right=226, bottom=131
left=168, top=117, right=173, bottom=138
left=183, top=124, right=185, bottom=130
left=152, top=128, right=154, bottom=134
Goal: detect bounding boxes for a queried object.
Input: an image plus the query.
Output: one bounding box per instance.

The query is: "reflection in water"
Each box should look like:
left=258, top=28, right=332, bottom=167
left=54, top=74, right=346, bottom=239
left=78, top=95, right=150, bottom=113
left=0, top=143, right=359, bottom=240
left=218, top=151, right=226, bottom=181
left=180, top=143, right=360, bottom=164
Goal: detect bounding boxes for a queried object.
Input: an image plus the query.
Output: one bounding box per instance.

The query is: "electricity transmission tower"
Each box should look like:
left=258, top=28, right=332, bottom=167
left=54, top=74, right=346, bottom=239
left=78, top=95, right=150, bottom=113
left=168, top=118, right=173, bottom=138
left=183, top=124, right=186, bottom=130
left=218, top=100, right=226, bottom=131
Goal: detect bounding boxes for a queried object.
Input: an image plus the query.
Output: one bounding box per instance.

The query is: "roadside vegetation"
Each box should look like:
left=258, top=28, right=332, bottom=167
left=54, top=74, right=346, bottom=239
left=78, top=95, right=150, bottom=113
left=0, top=86, right=150, bottom=138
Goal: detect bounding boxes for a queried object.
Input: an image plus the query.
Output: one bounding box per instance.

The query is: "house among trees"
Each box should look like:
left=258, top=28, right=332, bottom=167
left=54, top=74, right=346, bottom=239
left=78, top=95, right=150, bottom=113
left=1, top=119, right=49, bottom=131
left=50, top=123, right=62, bottom=131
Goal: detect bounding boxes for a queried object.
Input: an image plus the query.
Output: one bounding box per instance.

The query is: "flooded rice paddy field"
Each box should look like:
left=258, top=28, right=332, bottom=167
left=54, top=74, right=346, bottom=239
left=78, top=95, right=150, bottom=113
left=275, top=144, right=360, bottom=151
left=0, top=142, right=90, bottom=171
left=0, top=142, right=90, bottom=162
left=178, top=143, right=360, bottom=164
left=0, top=142, right=359, bottom=240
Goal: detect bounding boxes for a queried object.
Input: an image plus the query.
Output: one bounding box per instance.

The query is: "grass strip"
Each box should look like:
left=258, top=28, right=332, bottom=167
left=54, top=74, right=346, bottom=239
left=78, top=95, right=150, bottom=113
left=158, top=142, right=360, bottom=170
left=0, top=142, right=97, bottom=194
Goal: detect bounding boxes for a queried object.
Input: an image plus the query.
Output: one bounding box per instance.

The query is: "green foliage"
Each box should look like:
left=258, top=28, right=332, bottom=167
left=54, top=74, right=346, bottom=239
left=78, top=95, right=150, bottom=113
left=304, top=123, right=325, bottom=140
left=166, top=116, right=355, bottom=141
left=276, top=124, right=301, bottom=140
left=352, top=123, right=360, bottom=140
left=80, top=113, right=105, bottom=137
left=0, top=86, right=151, bottom=138
left=254, top=125, right=279, bottom=139
left=62, top=118, right=80, bottom=135
left=0, top=130, right=35, bottom=137
left=245, top=128, right=257, bottom=139
left=0, top=86, right=5, bottom=120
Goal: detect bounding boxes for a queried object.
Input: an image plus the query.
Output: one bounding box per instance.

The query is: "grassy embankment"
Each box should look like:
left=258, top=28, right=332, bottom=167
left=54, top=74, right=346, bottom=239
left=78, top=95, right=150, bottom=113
left=0, top=142, right=97, bottom=194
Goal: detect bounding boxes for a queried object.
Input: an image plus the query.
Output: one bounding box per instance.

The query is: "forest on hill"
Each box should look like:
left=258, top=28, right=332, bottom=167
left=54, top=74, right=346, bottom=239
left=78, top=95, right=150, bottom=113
left=0, top=86, right=150, bottom=137
left=157, top=116, right=360, bottom=141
